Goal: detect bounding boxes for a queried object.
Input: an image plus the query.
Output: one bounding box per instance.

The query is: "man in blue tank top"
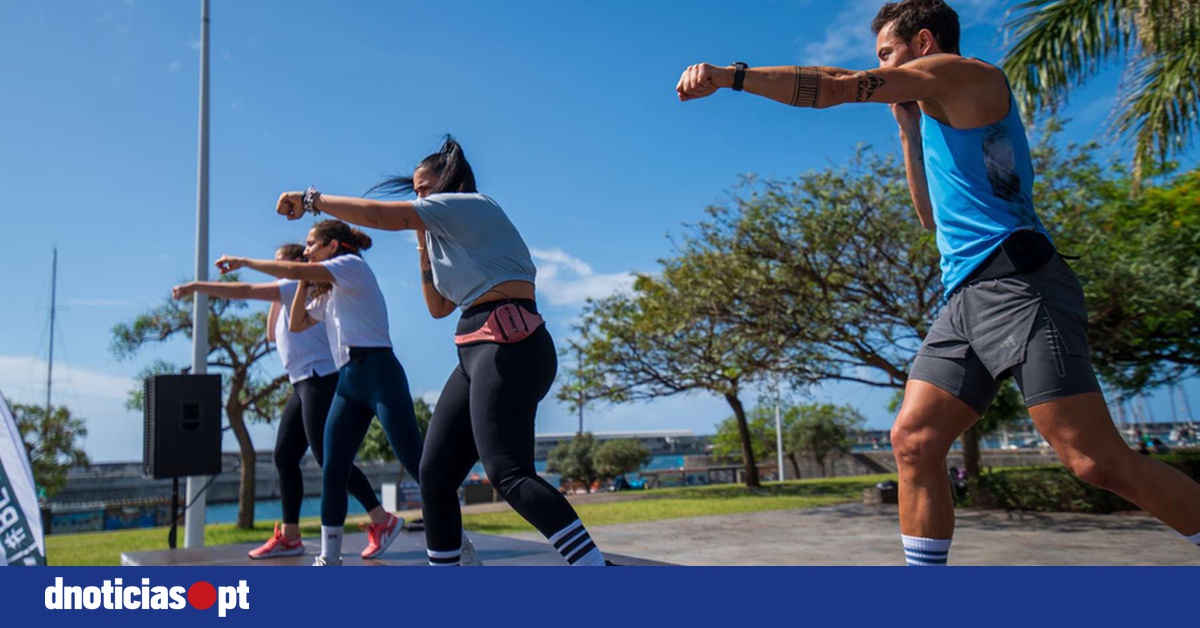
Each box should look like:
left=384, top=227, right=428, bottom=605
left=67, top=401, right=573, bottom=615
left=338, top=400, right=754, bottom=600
left=676, top=0, right=1200, bottom=565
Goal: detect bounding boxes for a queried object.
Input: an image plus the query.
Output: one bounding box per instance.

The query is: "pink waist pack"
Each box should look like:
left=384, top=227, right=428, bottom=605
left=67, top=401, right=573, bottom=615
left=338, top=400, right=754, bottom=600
left=454, top=302, right=545, bottom=346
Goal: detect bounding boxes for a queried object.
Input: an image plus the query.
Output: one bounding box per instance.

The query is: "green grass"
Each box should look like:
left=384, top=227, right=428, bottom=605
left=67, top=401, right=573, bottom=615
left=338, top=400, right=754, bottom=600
left=46, top=474, right=895, bottom=565
left=464, top=474, right=896, bottom=534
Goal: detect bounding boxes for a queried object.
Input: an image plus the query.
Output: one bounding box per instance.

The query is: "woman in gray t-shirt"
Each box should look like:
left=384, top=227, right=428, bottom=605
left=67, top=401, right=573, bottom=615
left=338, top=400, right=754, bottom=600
left=273, top=136, right=610, bottom=567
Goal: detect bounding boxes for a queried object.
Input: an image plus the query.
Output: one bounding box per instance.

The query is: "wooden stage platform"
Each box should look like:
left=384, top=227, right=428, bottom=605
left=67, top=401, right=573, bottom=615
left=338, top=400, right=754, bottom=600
left=121, top=526, right=670, bottom=567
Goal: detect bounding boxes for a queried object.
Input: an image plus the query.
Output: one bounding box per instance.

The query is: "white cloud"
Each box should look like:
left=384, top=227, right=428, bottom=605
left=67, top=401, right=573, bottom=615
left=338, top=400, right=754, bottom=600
left=168, top=60, right=180, bottom=74
left=0, top=355, right=146, bottom=461
left=802, top=0, right=1003, bottom=67
left=530, top=248, right=636, bottom=307
left=0, top=355, right=134, bottom=403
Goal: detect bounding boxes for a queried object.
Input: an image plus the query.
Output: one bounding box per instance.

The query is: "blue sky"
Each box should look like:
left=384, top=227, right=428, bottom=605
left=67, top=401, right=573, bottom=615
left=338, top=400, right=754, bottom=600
left=2, top=0, right=1195, bottom=462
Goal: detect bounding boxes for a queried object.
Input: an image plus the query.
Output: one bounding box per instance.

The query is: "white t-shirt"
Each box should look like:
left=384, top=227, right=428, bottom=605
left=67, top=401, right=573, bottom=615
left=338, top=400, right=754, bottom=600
left=274, top=280, right=338, bottom=384
left=306, top=254, right=392, bottom=369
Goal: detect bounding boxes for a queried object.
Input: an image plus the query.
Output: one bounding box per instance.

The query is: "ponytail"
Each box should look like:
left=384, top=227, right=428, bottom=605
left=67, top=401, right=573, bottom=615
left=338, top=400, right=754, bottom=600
left=367, top=134, right=478, bottom=198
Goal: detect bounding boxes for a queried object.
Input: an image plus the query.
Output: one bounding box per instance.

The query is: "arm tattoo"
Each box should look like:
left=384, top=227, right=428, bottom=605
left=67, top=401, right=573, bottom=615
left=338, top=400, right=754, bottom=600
left=855, top=71, right=886, bottom=102
left=421, top=269, right=434, bottom=284
left=790, top=67, right=821, bottom=108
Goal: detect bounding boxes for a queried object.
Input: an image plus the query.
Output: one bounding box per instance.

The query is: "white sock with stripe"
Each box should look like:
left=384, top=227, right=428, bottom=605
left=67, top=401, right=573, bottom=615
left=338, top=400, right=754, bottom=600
left=549, top=520, right=606, bottom=566
left=902, top=535, right=951, bottom=566
left=427, top=547, right=461, bottom=566
left=1185, top=530, right=1200, bottom=547
left=321, top=526, right=343, bottom=560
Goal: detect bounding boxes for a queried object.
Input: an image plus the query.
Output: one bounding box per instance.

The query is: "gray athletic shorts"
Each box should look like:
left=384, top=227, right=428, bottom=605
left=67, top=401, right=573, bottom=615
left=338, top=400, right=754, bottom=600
left=909, top=254, right=1101, bottom=415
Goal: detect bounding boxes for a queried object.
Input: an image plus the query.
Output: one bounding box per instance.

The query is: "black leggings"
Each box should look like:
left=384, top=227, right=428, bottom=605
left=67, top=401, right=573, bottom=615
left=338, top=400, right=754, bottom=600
left=420, top=300, right=582, bottom=553
left=275, top=372, right=381, bottom=524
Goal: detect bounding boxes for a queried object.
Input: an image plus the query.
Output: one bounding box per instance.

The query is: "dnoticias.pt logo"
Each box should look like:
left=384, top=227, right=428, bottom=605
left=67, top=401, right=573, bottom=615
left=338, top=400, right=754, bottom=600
left=45, top=577, right=250, bottom=617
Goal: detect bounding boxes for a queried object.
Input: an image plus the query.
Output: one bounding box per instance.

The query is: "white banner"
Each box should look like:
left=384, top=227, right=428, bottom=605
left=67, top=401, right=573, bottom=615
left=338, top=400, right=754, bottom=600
left=0, top=393, right=46, bottom=566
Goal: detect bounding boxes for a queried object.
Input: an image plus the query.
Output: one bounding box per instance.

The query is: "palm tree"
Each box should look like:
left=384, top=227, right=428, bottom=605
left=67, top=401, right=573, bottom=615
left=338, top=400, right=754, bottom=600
left=1001, top=0, right=1200, bottom=176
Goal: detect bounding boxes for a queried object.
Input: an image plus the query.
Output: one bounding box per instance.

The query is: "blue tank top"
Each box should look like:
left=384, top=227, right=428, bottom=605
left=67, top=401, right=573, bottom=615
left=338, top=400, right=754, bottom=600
left=920, top=70, right=1051, bottom=296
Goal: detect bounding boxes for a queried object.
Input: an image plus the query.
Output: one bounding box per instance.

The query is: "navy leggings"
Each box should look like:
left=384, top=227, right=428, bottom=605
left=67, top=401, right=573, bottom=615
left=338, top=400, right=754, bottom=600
left=275, top=372, right=380, bottom=523
left=321, top=349, right=423, bottom=526
left=420, top=300, right=582, bottom=552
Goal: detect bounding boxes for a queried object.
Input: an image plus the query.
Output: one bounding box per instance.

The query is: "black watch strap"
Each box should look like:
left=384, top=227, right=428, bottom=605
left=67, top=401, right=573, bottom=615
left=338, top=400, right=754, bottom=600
left=732, top=62, right=748, bottom=92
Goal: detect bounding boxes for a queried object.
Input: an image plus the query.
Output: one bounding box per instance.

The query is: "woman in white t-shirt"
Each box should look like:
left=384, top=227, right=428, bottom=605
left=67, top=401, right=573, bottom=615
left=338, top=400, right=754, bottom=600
left=272, top=137, right=610, bottom=567
left=214, top=221, right=423, bottom=566
left=173, top=244, right=390, bottom=560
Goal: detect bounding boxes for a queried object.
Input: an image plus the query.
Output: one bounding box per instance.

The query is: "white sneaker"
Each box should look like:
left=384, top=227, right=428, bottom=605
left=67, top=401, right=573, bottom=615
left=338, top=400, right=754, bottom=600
left=461, top=533, right=484, bottom=566
left=312, top=555, right=342, bottom=566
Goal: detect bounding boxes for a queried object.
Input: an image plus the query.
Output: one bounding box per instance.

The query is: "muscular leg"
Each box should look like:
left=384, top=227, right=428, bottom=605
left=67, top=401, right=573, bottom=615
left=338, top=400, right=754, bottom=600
left=1030, top=392, right=1200, bottom=536
left=891, top=379, right=982, bottom=540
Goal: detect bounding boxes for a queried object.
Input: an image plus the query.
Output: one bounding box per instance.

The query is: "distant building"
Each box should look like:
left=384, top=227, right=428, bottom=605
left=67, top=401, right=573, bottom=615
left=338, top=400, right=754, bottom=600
left=534, top=430, right=707, bottom=460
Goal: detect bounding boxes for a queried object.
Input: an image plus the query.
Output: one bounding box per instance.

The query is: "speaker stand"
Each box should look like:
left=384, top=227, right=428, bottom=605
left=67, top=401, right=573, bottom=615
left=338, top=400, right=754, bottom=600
left=168, top=477, right=180, bottom=550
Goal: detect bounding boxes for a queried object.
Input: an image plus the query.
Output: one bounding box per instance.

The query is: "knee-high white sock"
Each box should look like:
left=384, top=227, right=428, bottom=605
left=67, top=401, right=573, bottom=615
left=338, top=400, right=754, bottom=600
left=902, top=535, right=952, bottom=566
left=549, top=520, right=606, bottom=566
left=321, top=526, right=343, bottom=560
left=427, top=547, right=461, bottom=566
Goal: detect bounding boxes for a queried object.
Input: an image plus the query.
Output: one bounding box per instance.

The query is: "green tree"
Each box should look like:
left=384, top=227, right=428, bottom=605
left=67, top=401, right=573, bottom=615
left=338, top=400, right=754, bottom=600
left=1030, top=127, right=1200, bottom=392
left=681, top=150, right=941, bottom=390
left=593, top=439, right=652, bottom=482
left=711, top=403, right=809, bottom=479
left=358, top=398, right=433, bottom=470
left=546, top=432, right=601, bottom=492
left=787, top=403, right=865, bottom=478
left=1002, top=0, right=1200, bottom=175
left=9, top=403, right=89, bottom=499
left=564, top=258, right=799, bottom=488
left=112, top=275, right=290, bottom=530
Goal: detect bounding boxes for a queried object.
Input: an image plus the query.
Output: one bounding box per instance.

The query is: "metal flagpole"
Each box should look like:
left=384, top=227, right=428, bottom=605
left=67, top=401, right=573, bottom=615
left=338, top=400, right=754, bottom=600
left=774, top=379, right=785, bottom=481
left=185, top=0, right=211, bottom=549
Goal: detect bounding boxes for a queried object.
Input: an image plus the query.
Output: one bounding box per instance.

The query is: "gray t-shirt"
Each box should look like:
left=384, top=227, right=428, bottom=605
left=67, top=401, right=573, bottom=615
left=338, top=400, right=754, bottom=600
left=413, top=192, right=536, bottom=309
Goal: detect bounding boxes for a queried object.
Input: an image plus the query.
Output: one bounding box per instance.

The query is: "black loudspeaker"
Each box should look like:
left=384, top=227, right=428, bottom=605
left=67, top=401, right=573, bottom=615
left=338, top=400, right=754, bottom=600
left=143, top=374, right=223, bottom=479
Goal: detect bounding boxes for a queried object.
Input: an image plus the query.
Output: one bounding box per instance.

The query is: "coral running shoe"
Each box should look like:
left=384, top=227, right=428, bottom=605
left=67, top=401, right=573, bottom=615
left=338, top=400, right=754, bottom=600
left=360, top=514, right=404, bottom=559
left=247, top=522, right=305, bottom=559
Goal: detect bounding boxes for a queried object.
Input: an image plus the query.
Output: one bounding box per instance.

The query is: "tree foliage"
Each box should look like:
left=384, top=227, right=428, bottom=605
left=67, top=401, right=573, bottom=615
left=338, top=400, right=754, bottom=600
left=1002, top=0, right=1200, bottom=175
left=787, top=403, right=866, bottom=478
left=546, top=432, right=602, bottom=492
left=9, top=403, right=89, bottom=499
left=1031, top=128, right=1200, bottom=392
left=680, top=150, right=940, bottom=389
left=563, top=258, right=798, bottom=488
left=593, top=439, right=652, bottom=480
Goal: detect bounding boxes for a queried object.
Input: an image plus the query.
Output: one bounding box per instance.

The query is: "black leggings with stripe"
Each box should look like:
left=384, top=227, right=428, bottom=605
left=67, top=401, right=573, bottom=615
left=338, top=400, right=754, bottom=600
left=419, top=300, right=583, bottom=554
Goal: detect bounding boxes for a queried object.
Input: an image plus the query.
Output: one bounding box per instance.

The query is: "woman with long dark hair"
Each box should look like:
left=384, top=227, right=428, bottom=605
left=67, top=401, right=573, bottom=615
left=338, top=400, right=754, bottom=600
left=173, top=243, right=396, bottom=560
left=213, top=221, right=423, bottom=566
left=275, top=136, right=609, bottom=566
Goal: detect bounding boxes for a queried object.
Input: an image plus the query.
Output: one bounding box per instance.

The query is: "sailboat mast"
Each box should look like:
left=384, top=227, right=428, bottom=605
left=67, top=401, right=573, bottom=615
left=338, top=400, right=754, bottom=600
left=45, top=247, right=57, bottom=422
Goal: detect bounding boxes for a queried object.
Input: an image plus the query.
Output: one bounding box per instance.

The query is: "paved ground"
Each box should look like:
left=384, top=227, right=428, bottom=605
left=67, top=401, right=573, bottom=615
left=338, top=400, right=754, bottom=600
left=506, top=503, right=1200, bottom=566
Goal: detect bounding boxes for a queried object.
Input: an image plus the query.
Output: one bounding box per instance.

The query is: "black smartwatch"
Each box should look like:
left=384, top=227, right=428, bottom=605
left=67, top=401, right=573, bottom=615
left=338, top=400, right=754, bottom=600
left=731, top=61, right=748, bottom=92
